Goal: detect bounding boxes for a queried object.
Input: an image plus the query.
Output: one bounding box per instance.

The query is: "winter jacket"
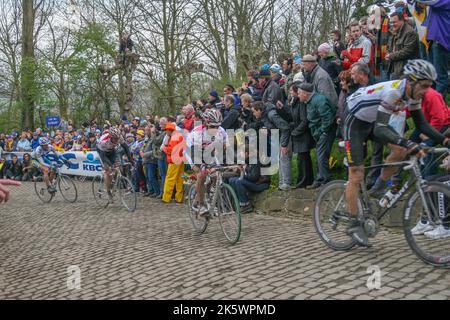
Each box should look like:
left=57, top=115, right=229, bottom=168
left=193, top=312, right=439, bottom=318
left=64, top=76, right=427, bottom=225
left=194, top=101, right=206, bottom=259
left=163, top=132, right=185, bottom=164
left=319, top=55, right=342, bottom=85
left=5, top=160, right=23, bottom=177
left=251, top=103, right=291, bottom=148
left=341, top=35, right=372, bottom=69
left=142, top=137, right=158, bottom=164
left=182, top=116, right=195, bottom=132
left=307, top=65, right=339, bottom=107
left=305, top=92, right=337, bottom=141
left=152, top=131, right=166, bottom=161
left=16, top=139, right=32, bottom=152
left=387, top=22, right=419, bottom=79
left=289, top=98, right=315, bottom=153
left=31, top=138, right=40, bottom=150
left=262, top=79, right=283, bottom=105
left=222, top=105, right=242, bottom=130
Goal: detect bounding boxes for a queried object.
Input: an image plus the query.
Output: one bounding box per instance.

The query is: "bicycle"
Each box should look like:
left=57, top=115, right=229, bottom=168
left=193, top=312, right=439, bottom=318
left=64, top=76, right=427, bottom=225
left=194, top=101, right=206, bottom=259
left=92, top=162, right=137, bottom=212
left=34, top=159, right=78, bottom=204
left=187, top=165, right=243, bottom=245
left=314, top=146, right=450, bottom=268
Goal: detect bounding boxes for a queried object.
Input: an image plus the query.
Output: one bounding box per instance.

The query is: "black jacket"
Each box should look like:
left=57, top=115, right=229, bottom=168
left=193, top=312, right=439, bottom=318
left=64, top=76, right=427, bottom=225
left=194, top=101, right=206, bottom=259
left=250, top=103, right=291, bottom=148
left=221, top=105, right=242, bottom=130
left=289, top=98, right=315, bottom=153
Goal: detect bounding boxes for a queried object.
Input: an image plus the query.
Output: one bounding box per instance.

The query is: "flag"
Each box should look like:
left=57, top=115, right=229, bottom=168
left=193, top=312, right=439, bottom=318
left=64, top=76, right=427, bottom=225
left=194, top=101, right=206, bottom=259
left=407, top=0, right=430, bottom=51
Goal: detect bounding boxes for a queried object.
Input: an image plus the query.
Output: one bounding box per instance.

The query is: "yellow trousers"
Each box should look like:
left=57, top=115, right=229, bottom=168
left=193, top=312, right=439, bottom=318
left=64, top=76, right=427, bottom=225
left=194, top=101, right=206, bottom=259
left=162, top=163, right=184, bottom=203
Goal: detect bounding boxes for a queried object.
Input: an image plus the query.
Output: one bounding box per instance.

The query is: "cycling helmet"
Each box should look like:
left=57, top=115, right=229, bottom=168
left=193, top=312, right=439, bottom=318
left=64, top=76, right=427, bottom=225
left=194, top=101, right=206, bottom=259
left=202, top=108, right=223, bottom=127
left=108, top=126, right=122, bottom=139
left=404, top=59, right=437, bottom=81
left=39, top=137, right=50, bottom=146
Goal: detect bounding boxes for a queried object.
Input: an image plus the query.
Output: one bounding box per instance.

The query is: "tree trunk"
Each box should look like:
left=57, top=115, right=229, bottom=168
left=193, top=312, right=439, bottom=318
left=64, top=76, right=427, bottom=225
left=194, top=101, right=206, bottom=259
left=21, top=0, right=36, bottom=130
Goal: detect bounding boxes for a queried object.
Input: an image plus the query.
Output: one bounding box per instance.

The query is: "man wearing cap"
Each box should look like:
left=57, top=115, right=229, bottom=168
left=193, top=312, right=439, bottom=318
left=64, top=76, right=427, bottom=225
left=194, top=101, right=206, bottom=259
left=259, top=69, right=283, bottom=106
left=269, top=64, right=283, bottom=85
left=133, top=117, right=141, bottom=127
left=298, top=83, right=337, bottom=189
left=162, top=123, right=185, bottom=204
left=318, top=43, right=342, bottom=95
left=131, top=129, right=148, bottom=194
left=208, top=90, right=224, bottom=110
left=302, top=54, right=339, bottom=107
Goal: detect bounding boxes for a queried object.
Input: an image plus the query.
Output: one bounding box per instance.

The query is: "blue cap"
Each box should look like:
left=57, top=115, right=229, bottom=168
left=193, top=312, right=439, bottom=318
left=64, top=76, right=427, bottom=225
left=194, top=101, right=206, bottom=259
left=209, top=90, right=219, bottom=98
left=293, top=55, right=302, bottom=65
left=261, top=64, right=270, bottom=71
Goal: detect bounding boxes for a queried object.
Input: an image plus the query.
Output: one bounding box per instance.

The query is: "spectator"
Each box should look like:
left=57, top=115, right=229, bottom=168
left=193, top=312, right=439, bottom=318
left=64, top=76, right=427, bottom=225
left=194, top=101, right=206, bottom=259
left=16, top=132, right=32, bottom=152
left=228, top=145, right=270, bottom=213
left=132, top=130, right=147, bottom=193
left=341, top=21, right=372, bottom=70
left=154, top=117, right=169, bottom=198
left=3, top=135, right=16, bottom=152
left=410, top=88, right=450, bottom=176
left=368, top=5, right=390, bottom=82
left=298, top=83, right=336, bottom=189
left=5, top=154, right=23, bottom=181
left=52, top=135, right=64, bottom=151
left=288, top=83, right=315, bottom=188
left=302, top=54, right=339, bottom=107
left=0, top=133, right=5, bottom=150
left=269, top=64, right=283, bottom=85
left=336, top=70, right=353, bottom=130
left=240, top=94, right=254, bottom=129
left=62, top=135, right=74, bottom=151
left=208, top=90, right=224, bottom=110
left=250, top=101, right=291, bottom=191
left=87, top=133, right=97, bottom=151
left=259, top=70, right=283, bottom=105
left=331, top=30, right=346, bottom=58
left=21, top=153, right=39, bottom=182
left=223, top=84, right=241, bottom=106
left=416, top=0, right=450, bottom=97
left=350, top=62, right=372, bottom=95
left=141, top=125, right=160, bottom=197
left=221, top=95, right=242, bottom=130
left=318, top=43, right=343, bottom=95
left=0, top=155, right=6, bottom=179
left=282, top=57, right=293, bottom=77
left=162, top=123, right=185, bottom=204
left=284, top=55, right=303, bottom=100
left=182, top=104, right=195, bottom=132
left=386, top=12, right=419, bottom=80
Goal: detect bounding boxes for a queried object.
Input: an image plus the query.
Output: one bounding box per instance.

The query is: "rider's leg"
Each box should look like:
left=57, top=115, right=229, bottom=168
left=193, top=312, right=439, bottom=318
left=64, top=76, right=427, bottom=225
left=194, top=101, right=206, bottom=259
left=346, top=166, right=364, bottom=217
left=375, top=144, right=407, bottom=186
left=195, top=171, right=206, bottom=205
left=104, top=167, right=113, bottom=193
left=42, top=167, right=50, bottom=187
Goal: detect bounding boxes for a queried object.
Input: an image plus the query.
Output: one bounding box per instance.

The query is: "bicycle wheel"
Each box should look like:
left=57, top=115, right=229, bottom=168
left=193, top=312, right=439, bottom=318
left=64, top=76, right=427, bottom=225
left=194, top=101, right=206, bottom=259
left=117, top=176, right=137, bottom=212
left=217, top=183, right=241, bottom=245
left=403, top=181, right=450, bottom=268
left=58, top=175, right=78, bottom=203
left=92, top=175, right=110, bottom=208
left=187, top=183, right=209, bottom=234
left=313, top=180, right=359, bottom=251
left=34, top=176, right=54, bottom=204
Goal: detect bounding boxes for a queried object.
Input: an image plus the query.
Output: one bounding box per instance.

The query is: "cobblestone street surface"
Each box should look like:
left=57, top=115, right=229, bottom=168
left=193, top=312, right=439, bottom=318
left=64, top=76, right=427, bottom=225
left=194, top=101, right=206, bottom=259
left=1, top=182, right=449, bottom=300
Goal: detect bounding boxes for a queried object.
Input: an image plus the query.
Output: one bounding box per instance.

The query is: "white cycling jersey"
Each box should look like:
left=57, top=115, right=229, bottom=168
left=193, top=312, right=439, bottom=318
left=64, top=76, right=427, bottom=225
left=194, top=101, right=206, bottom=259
left=31, top=145, right=57, bottom=166
left=346, top=79, right=421, bottom=123
left=185, top=125, right=229, bottom=166
left=97, top=133, right=125, bottom=152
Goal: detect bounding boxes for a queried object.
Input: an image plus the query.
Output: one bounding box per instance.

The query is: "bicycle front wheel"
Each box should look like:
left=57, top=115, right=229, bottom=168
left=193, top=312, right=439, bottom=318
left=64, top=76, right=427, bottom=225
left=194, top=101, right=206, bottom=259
left=313, top=180, right=358, bottom=251
left=92, top=175, right=110, bottom=208
left=58, top=175, right=78, bottom=203
left=118, top=176, right=137, bottom=212
left=34, top=177, right=54, bottom=204
left=187, top=183, right=209, bottom=234
left=217, top=183, right=241, bottom=245
left=404, top=181, right=450, bottom=268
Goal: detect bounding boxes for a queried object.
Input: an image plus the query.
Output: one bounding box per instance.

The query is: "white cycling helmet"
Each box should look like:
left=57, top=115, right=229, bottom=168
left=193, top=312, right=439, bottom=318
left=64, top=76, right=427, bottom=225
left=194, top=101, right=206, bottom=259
left=108, top=126, right=122, bottom=140
left=404, top=59, right=437, bottom=82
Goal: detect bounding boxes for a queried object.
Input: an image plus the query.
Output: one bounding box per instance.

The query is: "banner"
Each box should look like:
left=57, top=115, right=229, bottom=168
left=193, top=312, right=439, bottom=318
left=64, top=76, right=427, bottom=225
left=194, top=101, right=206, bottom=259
left=46, top=116, right=61, bottom=128
left=2, top=151, right=103, bottom=177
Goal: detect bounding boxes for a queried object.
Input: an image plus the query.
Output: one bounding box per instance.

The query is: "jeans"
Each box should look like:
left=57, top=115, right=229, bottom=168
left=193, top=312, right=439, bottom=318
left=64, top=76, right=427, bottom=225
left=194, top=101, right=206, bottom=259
left=279, top=149, right=292, bottom=187
left=228, top=177, right=269, bottom=205
left=429, top=42, right=450, bottom=97
left=315, top=127, right=336, bottom=184
left=158, top=156, right=168, bottom=196
left=133, top=160, right=147, bottom=192
left=145, top=162, right=160, bottom=195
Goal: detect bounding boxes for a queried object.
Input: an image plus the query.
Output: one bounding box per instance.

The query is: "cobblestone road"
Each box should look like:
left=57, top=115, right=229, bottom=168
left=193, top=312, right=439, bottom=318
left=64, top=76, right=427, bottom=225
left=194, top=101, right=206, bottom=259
left=1, top=182, right=449, bottom=300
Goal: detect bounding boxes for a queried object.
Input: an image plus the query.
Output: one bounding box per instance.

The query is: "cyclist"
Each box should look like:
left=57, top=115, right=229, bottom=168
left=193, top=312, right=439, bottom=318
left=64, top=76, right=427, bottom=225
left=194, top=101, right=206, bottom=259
left=186, top=108, right=230, bottom=215
left=97, top=126, right=133, bottom=200
left=343, top=59, right=450, bottom=246
left=31, top=137, right=59, bottom=194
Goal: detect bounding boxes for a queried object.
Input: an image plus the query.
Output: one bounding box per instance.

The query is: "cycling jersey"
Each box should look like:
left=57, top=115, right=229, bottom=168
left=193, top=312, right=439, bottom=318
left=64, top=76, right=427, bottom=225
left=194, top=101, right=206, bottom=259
left=97, top=133, right=125, bottom=152
left=346, top=79, right=418, bottom=123
left=31, top=145, right=57, bottom=168
left=185, top=125, right=229, bottom=166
